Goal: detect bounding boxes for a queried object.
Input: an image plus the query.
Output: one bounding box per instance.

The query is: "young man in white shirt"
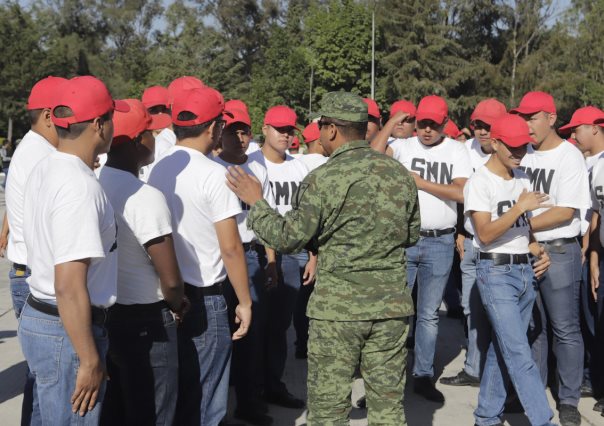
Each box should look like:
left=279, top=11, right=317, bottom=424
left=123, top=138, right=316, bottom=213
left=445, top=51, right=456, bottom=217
left=247, top=105, right=315, bottom=407
left=513, top=91, right=591, bottom=426
left=441, top=98, right=507, bottom=388
left=299, top=122, right=328, bottom=172
left=558, top=106, right=604, bottom=402
left=465, top=113, right=555, bottom=426
left=375, top=95, right=473, bottom=401
left=98, top=99, right=188, bottom=425
left=148, top=86, right=252, bottom=426
left=213, top=106, right=277, bottom=426
left=20, top=76, right=127, bottom=424
left=4, top=75, right=66, bottom=425
left=369, top=99, right=416, bottom=157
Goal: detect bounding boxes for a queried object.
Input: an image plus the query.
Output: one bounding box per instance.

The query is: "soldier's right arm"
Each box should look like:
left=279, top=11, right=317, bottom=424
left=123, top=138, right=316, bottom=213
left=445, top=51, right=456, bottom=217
left=248, top=174, right=322, bottom=254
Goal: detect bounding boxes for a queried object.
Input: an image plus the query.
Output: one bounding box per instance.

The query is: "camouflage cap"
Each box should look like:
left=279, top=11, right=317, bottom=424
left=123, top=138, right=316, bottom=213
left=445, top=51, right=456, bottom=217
left=313, top=91, right=368, bottom=123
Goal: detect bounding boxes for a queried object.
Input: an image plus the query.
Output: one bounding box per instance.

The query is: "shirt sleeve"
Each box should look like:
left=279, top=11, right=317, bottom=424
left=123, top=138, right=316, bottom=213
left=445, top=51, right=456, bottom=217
left=555, top=151, right=591, bottom=210
left=248, top=172, right=322, bottom=253
left=452, top=143, right=473, bottom=180
left=205, top=166, right=242, bottom=223
left=51, top=192, right=107, bottom=265
left=128, top=187, right=173, bottom=246
left=464, top=175, right=491, bottom=214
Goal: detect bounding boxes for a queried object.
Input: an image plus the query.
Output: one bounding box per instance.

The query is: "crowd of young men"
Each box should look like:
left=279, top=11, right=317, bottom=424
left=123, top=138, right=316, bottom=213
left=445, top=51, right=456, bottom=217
left=2, top=73, right=604, bottom=426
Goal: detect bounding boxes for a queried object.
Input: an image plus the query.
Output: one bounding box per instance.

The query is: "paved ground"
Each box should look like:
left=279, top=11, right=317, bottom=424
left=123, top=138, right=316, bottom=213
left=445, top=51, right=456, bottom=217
left=0, top=186, right=602, bottom=424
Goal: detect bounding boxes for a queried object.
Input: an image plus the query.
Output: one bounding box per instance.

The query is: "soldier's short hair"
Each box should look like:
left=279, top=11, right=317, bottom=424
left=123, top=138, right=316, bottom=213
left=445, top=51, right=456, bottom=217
left=322, top=117, right=367, bottom=140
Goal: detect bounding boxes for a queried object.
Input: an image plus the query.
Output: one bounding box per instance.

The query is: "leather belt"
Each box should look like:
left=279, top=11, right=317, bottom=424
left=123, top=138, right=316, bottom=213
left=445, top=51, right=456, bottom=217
left=27, top=294, right=107, bottom=326
left=13, top=263, right=27, bottom=272
left=420, top=227, right=456, bottom=238
left=184, top=282, right=224, bottom=300
left=479, top=252, right=530, bottom=266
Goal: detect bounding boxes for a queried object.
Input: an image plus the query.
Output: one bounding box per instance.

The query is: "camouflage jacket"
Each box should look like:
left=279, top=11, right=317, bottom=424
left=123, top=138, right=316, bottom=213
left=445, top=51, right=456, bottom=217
left=248, top=140, right=420, bottom=321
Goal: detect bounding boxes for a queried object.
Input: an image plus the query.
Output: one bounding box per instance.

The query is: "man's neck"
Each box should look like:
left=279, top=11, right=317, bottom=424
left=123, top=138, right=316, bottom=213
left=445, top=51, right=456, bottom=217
left=105, top=156, right=139, bottom=177
left=261, top=144, right=286, bottom=163
left=30, top=126, right=57, bottom=148
left=57, top=139, right=97, bottom=169
left=219, top=148, right=247, bottom=165
left=535, top=131, right=563, bottom=151
left=177, top=138, right=212, bottom=156
left=588, top=139, right=604, bottom=157
left=486, top=156, right=513, bottom=180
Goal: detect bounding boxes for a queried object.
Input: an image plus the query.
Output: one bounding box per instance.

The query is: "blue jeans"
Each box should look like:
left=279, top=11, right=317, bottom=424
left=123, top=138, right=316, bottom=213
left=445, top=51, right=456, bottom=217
left=100, top=302, right=178, bottom=425
left=474, top=259, right=554, bottom=426
left=10, top=267, right=40, bottom=426
left=531, top=240, right=583, bottom=406
left=266, top=251, right=308, bottom=393
left=18, top=302, right=109, bottom=426
left=460, top=238, right=491, bottom=378
left=406, top=233, right=455, bottom=377
left=174, top=294, right=232, bottom=426
left=225, top=245, right=269, bottom=408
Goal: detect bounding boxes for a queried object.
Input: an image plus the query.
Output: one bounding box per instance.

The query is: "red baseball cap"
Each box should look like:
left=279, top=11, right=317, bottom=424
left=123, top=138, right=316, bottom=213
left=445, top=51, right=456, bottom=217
left=51, top=76, right=129, bottom=128
left=225, top=99, right=249, bottom=114
left=302, top=122, right=320, bottom=143
left=470, top=98, right=507, bottom=125
left=142, top=86, right=170, bottom=109
left=27, top=76, right=68, bottom=110
left=224, top=108, right=251, bottom=127
left=444, top=120, right=461, bottom=139
left=363, top=98, right=381, bottom=119
left=290, top=136, right=300, bottom=149
left=491, top=114, right=535, bottom=148
left=416, top=95, right=448, bottom=124
left=172, top=87, right=226, bottom=127
left=510, top=91, right=556, bottom=115
left=112, top=99, right=170, bottom=145
left=390, top=100, right=416, bottom=118
left=167, top=76, right=205, bottom=105
left=264, top=105, right=298, bottom=128
left=559, top=106, right=604, bottom=132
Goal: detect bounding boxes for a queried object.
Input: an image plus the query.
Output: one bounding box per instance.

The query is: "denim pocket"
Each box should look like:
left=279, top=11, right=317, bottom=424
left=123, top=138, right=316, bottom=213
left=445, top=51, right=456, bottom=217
left=488, top=264, right=513, bottom=275
left=19, top=328, right=63, bottom=385
left=212, top=295, right=228, bottom=313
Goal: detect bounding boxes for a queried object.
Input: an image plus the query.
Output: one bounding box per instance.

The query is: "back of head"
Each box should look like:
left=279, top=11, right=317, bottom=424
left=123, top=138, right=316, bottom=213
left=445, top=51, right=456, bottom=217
left=171, top=86, right=225, bottom=141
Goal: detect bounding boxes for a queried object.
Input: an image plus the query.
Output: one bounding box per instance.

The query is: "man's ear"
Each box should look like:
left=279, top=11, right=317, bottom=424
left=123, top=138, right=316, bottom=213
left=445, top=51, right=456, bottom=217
left=43, top=108, right=53, bottom=128
left=548, top=113, right=557, bottom=128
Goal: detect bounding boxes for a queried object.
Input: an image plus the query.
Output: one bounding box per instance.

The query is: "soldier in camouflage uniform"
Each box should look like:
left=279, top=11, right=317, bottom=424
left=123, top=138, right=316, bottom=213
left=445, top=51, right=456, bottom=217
left=226, top=91, right=420, bottom=425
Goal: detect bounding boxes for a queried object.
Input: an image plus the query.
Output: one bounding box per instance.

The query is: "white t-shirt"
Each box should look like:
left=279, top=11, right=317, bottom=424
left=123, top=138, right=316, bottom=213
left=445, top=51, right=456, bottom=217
left=463, top=138, right=491, bottom=235
left=519, top=141, right=590, bottom=241
left=464, top=166, right=531, bottom=254
left=148, top=145, right=241, bottom=287
left=392, top=136, right=473, bottom=229
left=581, top=151, right=604, bottom=235
left=94, top=153, right=108, bottom=178
left=246, top=140, right=260, bottom=154
left=5, top=130, right=56, bottom=265
left=139, top=128, right=176, bottom=182
left=24, top=152, right=117, bottom=307
left=99, top=166, right=173, bottom=305
left=212, top=155, right=276, bottom=244
left=247, top=150, right=309, bottom=216
left=299, top=153, right=328, bottom=172
left=590, top=157, right=604, bottom=244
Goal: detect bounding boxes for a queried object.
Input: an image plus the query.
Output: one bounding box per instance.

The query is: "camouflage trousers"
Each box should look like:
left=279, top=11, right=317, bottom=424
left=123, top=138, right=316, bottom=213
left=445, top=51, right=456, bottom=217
left=307, top=317, right=409, bottom=426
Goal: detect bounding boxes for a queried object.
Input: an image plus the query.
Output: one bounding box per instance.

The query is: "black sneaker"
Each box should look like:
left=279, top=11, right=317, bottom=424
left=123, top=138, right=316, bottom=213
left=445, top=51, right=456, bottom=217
left=264, top=390, right=305, bottom=409
left=580, top=380, right=594, bottom=397
left=594, top=397, right=604, bottom=412
left=234, top=407, right=274, bottom=426
left=558, top=404, right=581, bottom=426
left=439, top=370, right=480, bottom=387
left=413, top=377, right=445, bottom=403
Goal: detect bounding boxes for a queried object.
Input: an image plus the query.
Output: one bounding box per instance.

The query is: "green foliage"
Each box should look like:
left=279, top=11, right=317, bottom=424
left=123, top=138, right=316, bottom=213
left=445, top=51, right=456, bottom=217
left=2, top=0, right=604, bottom=140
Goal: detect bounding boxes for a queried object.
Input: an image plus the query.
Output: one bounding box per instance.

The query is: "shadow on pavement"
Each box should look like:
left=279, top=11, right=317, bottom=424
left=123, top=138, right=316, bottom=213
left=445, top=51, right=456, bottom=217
left=0, top=330, right=17, bottom=343
left=0, top=361, right=26, bottom=404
